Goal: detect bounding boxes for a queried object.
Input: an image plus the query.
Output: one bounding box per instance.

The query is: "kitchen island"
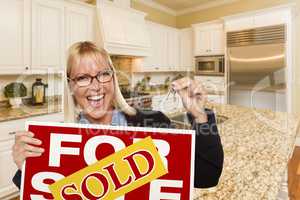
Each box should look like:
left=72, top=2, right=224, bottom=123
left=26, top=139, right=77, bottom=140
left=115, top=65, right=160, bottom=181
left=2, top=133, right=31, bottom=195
left=189, top=103, right=300, bottom=200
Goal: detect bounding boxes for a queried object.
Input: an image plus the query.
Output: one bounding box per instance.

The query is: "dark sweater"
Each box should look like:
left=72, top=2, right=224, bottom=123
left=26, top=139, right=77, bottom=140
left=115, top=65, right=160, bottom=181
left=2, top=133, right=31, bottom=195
left=13, top=109, right=224, bottom=189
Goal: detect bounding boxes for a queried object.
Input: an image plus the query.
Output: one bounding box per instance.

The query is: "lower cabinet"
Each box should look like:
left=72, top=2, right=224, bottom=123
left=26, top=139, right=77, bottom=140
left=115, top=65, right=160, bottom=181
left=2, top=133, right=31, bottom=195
left=0, top=140, right=18, bottom=200
left=151, top=94, right=183, bottom=114
left=0, top=112, right=63, bottom=199
left=207, top=94, right=225, bottom=104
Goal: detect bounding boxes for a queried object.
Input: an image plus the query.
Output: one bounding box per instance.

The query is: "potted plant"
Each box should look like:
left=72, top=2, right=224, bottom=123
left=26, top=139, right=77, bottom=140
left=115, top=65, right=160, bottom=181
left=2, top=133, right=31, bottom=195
left=4, top=82, right=27, bottom=108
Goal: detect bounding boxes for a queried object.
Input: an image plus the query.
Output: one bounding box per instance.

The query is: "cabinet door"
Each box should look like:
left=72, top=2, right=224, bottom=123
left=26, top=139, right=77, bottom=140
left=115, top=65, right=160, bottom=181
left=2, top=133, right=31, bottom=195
left=0, top=0, right=30, bottom=73
left=125, top=12, right=150, bottom=48
left=210, top=28, right=224, bottom=55
left=225, top=16, right=254, bottom=31
left=31, top=0, right=65, bottom=71
left=149, top=23, right=168, bottom=71
left=0, top=112, right=64, bottom=199
left=254, top=10, right=289, bottom=28
left=180, top=28, right=193, bottom=71
left=0, top=140, right=18, bottom=199
left=65, top=3, right=95, bottom=50
left=207, top=94, right=225, bottom=104
left=159, top=26, right=168, bottom=70
left=194, top=29, right=210, bottom=56
left=143, top=22, right=159, bottom=71
left=167, top=28, right=180, bottom=71
left=101, top=4, right=126, bottom=44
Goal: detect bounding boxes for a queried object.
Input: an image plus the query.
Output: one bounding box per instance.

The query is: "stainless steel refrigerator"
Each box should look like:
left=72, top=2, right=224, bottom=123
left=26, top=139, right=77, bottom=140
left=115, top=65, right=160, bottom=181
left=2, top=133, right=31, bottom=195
left=227, top=25, right=286, bottom=112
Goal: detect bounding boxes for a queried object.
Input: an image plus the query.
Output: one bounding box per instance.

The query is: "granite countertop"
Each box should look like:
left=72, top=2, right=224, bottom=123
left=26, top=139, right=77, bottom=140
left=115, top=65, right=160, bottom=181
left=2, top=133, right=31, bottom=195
left=0, top=96, right=62, bottom=122
left=192, top=103, right=300, bottom=200
left=139, top=89, right=224, bottom=96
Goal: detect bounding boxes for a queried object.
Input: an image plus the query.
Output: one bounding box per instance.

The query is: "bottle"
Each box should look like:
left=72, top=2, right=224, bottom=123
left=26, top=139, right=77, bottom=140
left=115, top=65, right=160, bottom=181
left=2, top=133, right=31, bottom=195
left=32, top=78, right=47, bottom=105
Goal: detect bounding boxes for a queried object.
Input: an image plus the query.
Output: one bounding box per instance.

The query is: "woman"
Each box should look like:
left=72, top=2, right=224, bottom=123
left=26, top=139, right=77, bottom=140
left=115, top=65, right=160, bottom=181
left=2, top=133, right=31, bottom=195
left=12, top=41, right=224, bottom=189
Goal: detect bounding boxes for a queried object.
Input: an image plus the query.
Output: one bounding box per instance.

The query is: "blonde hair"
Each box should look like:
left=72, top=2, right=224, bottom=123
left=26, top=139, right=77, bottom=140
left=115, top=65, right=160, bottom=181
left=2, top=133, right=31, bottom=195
left=64, top=41, right=136, bottom=122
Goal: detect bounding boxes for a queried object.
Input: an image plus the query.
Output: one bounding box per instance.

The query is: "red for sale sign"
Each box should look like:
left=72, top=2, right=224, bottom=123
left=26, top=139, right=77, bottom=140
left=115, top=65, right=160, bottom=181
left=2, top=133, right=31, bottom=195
left=20, top=121, right=195, bottom=200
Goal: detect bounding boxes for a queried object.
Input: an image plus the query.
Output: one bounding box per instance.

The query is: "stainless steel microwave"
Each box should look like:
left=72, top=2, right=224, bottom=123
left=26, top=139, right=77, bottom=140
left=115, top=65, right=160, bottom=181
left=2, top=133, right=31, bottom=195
left=195, top=55, right=225, bottom=76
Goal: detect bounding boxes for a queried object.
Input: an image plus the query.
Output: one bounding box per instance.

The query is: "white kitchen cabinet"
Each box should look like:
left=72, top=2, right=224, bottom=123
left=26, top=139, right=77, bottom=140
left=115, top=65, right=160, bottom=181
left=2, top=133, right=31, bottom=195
left=210, top=28, right=224, bottom=54
left=193, top=22, right=224, bottom=56
left=0, top=112, right=63, bottom=199
left=101, top=3, right=126, bottom=45
left=195, top=75, right=226, bottom=104
left=224, top=16, right=254, bottom=32
left=0, top=0, right=30, bottom=73
left=143, top=22, right=168, bottom=71
left=31, top=0, right=65, bottom=71
left=179, top=28, right=193, bottom=71
left=65, top=2, right=95, bottom=50
left=225, top=9, right=290, bottom=31
left=207, top=94, right=225, bottom=104
left=195, top=75, right=225, bottom=92
left=97, top=0, right=150, bottom=56
left=229, top=89, right=286, bottom=111
left=167, top=27, right=180, bottom=71
left=152, top=94, right=183, bottom=113
left=0, top=140, right=18, bottom=200
left=142, top=22, right=182, bottom=72
left=0, top=0, right=95, bottom=74
left=125, top=11, right=150, bottom=48
left=253, top=10, right=289, bottom=28
left=194, top=29, right=210, bottom=55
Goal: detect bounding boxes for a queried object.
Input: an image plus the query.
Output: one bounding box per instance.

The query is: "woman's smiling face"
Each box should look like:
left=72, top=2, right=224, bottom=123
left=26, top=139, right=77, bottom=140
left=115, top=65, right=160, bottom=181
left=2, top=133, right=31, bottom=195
left=69, top=54, right=115, bottom=123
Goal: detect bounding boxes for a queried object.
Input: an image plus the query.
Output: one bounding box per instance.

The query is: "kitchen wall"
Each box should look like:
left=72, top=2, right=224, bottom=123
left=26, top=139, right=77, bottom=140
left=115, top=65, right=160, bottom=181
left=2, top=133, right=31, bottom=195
left=0, top=74, right=63, bottom=102
left=131, top=0, right=177, bottom=27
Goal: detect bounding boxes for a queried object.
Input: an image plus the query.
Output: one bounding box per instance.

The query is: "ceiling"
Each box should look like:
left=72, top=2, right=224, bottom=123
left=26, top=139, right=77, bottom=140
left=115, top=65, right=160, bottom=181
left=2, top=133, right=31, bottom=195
left=152, top=0, right=221, bottom=11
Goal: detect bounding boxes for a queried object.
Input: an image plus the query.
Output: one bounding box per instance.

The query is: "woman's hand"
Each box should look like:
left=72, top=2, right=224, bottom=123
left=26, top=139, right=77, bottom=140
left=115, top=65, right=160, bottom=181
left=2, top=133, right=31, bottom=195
left=12, top=131, right=44, bottom=170
left=172, top=77, right=208, bottom=123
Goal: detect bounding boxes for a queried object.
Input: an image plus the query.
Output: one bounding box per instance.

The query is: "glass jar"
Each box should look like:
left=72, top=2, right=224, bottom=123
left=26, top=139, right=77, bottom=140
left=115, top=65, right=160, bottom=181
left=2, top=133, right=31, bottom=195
left=32, top=78, right=47, bottom=105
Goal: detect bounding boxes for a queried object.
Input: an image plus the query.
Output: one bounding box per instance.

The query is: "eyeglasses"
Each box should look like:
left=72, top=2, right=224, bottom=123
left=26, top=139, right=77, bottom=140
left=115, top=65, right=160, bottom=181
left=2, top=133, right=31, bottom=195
left=68, top=70, right=114, bottom=87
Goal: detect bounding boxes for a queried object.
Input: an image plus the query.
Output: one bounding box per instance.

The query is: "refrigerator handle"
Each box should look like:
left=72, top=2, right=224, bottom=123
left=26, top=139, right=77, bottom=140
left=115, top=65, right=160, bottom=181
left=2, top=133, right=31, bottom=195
left=221, top=57, right=225, bottom=73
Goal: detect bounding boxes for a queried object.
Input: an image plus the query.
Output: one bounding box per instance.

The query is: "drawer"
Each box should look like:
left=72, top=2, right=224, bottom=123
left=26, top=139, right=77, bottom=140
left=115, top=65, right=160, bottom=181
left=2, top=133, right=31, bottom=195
left=207, top=95, right=225, bottom=104
left=196, top=76, right=224, bottom=84
left=195, top=76, right=225, bottom=91
left=0, top=112, right=64, bottom=142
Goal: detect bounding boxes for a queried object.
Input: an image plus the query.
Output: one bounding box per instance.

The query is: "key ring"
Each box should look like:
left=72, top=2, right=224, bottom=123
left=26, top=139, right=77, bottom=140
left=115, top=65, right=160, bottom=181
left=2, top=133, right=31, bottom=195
left=159, top=87, right=181, bottom=113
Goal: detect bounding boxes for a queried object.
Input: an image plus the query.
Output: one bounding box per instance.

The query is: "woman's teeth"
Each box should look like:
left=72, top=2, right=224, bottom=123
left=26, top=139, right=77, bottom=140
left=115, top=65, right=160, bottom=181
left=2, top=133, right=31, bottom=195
left=87, top=95, right=104, bottom=101
left=87, top=95, right=104, bottom=107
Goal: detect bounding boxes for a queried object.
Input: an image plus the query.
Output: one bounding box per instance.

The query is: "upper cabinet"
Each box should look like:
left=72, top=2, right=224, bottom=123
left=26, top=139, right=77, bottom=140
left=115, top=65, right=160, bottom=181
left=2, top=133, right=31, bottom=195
left=0, top=0, right=30, bottom=72
left=193, top=22, right=224, bottom=56
left=142, top=22, right=168, bottom=71
left=225, top=9, right=290, bottom=31
left=141, top=22, right=194, bottom=72
left=31, top=0, right=65, bottom=71
left=180, top=28, right=193, bottom=70
left=97, top=0, right=150, bottom=56
left=65, top=2, right=95, bottom=50
left=142, top=22, right=186, bottom=72
left=167, top=27, right=180, bottom=70
left=0, top=0, right=95, bottom=74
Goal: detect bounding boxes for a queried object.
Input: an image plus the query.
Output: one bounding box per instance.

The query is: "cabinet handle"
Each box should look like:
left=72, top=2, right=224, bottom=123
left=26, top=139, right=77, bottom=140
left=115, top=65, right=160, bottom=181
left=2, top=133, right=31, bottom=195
left=9, top=131, right=16, bottom=135
left=25, top=66, right=29, bottom=70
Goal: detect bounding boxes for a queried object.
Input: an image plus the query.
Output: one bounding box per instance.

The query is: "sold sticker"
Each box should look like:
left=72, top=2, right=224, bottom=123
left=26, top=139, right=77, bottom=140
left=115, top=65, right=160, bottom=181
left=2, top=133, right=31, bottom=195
left=49, top=137, right=167, bottom=199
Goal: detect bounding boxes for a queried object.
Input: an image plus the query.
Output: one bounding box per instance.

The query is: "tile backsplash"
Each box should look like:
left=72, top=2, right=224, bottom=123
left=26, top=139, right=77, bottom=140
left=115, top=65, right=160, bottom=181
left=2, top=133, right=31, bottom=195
left=0, top=74, right=63, bottom=101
